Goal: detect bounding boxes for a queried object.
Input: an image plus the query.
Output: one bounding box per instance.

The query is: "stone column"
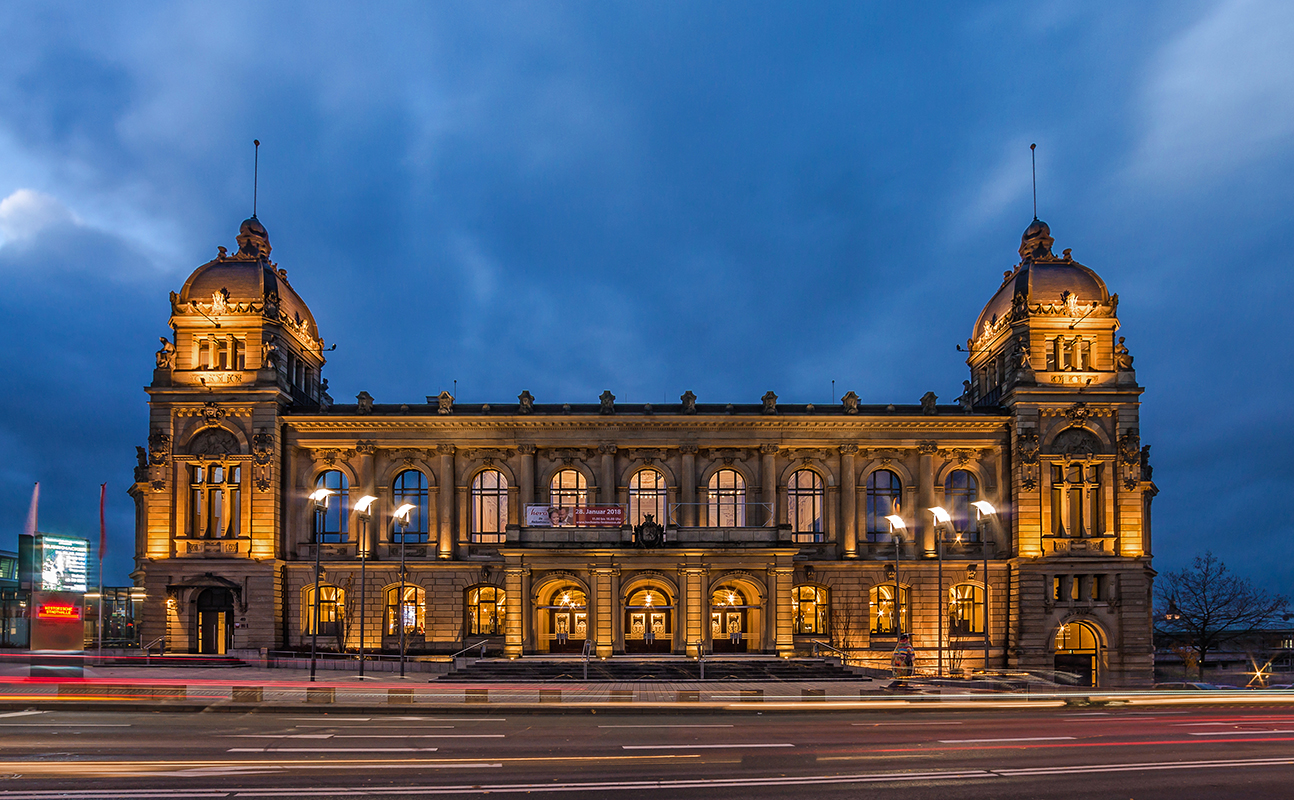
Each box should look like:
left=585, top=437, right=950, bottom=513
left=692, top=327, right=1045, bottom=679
left=520, top=568, right=533, bottom=653
left=680, top=444, right=697, bottom=527
left=760, top=444, right=779, bottom=527
left=437, top=445, right=455, bottom=560
left=518, top=444, right=536, bottom=511
left=590, top=566, right=616, bottom=658
left=610, top=568, right=623, bottom=653
left=356, top=441, right=377, bottom=558
left=839, top=445, right=858, bottom=558
left=599, top=444, right=617, bottom=505
left=770, top=565, right=795, bottom=657
left=918, top=441, right=937, bottom=556
left=680, top=566, right=707, bottom=656
left=504, top=567, right=526, bottom=658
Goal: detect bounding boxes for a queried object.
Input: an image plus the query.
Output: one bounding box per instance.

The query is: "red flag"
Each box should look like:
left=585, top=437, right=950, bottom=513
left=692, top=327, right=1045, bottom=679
left=99, top=483, right=107, bottom=562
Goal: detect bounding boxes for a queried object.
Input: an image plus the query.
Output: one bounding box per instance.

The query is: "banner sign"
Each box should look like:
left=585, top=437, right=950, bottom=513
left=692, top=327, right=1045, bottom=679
left=526, top=504, right=626, bottom=528
left=36, top=535, right=89, bottom=593
left=37, top=602, right=82, bottom=621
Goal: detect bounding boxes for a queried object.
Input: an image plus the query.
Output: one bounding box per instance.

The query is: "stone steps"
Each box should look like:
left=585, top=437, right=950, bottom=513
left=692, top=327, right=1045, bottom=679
left=441, top=657, right=867, bottom=682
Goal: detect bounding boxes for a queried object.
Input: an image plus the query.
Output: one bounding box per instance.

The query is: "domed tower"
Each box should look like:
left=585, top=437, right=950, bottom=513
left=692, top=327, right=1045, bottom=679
left=968, top=219, right=1155, bottom=685
left=131, top=216, right=330, bottom=654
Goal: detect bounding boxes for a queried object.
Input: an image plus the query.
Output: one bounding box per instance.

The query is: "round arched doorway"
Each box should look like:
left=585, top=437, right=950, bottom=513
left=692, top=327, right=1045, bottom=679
left=624, top=586, right=672, bottom=654
left=539, top=585, right=587, bottom=654
left=711, top=585, right=760, bottom=653
left=1054, top=620, right=1101, bottom=687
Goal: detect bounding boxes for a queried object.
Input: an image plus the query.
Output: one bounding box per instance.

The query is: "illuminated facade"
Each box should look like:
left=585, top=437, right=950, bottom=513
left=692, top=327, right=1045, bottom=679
left=131, top=215, right=1157, bottom=686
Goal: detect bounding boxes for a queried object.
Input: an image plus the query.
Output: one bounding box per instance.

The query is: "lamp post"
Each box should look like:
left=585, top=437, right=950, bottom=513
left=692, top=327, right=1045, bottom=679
left=393, top=503, right=415, bottom=679
left=308, top=487, right=336, bottom=683
left=884, top=515, right=906, bottom=637
left=930, top=506, right=952, bottom=678
left=971, top=500, right=997, bottom=675
left=354, top=495, right=378, bottom=680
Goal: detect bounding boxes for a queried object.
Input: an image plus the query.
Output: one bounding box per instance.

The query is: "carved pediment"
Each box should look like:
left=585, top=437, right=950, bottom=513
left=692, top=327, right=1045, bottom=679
left=1048, top=427, right=1104, bottom=456
left=187, top=427, right=241, bottom=456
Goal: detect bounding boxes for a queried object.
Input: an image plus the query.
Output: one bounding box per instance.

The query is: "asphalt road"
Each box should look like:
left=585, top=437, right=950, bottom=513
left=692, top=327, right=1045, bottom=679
left=1, top=703, right=1293, bottom=799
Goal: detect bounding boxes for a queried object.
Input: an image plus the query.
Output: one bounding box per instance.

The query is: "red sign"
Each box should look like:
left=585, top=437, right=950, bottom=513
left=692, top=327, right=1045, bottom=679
left=37, top=603, right=81, bottom=621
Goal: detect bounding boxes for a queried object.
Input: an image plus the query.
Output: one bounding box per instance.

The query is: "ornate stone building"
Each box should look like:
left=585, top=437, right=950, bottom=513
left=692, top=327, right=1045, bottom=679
left=130, top=214, right=1157, bottom=686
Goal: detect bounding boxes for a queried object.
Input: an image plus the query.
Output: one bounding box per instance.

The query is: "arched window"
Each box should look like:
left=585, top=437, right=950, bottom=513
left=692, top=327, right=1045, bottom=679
left=391, top=470, right=429, bottom=543
left=471, top=470, right=508, bottom=543
left=189, top=464, right=241, bottom=538
left=386, top=585, right=425, bottom=635
left=550, top=469, right=587, bottom=508
left=788, top=470, right=824, bottom=542
left=466, top=586, right=506, bottom=635
left=870, top=584, right=910, bottom=635
left=628, top=469, right=667, bottom=525
left=303, top=584, right=345, bottom=637
left=792, top=585, right=829, bottom=634
left=944, top=470, right=980, bottom=541
left=948, top=583, right=985, bottom=636
left=314, top=470, right=349, bottom=543
left=865, top=470, right=903, bottom=542
left=707, top=469, right=746, bottom=527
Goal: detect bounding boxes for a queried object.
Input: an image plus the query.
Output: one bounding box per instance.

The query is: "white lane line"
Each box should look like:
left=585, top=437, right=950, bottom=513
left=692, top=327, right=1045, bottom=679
left=939, top=736, right=1075, bottom=743
left=1187, top=729, right=1294, bottom=736
left=622, top=743, right=794, bottom=750
left=0, top=711, right=46, bottom=719
left=227, top=740, right=439, bottom=745
left=228, top=747, right=440, bottom=753
left=592, top=719, right=729, bottom=724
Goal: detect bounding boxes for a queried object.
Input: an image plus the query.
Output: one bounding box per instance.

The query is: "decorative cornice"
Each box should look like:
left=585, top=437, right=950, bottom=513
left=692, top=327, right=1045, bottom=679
left=283, top=416, right=1010, bottom=433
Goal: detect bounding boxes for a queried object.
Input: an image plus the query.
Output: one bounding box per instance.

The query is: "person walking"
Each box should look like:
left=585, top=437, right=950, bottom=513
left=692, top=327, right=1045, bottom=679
left=890, top=633, right=916, bottom=690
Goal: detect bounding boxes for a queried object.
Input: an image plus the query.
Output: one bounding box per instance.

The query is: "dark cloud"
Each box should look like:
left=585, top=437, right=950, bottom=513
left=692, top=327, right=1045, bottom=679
left=0, top=1, right=1291, bottom=593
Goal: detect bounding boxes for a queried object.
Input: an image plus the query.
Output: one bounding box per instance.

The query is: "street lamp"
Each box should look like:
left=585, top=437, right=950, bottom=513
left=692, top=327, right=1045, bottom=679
left=970, top=500, right=997, bottom=674
left=308, top=487, right=336, bottom=683
left=393, top=502, right=415, bottom=679
left=884, top=515, right=906, bottom=636
left=354, top=494, right=378, bottom=679
left=929, top=506, right=952, bottom=678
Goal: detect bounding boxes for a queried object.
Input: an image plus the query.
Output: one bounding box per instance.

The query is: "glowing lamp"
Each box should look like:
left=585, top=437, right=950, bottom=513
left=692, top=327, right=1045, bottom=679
left=308, top=488, right=336, bottom=504
left=884, top=515, right=906, bottom=530
left=970, top=500, right=997, bottom=516
left=355, top=495, right=378, bottom=514
left=393, top=503, right=416, bottom=524
left=929, top=506, right=952, bottom=525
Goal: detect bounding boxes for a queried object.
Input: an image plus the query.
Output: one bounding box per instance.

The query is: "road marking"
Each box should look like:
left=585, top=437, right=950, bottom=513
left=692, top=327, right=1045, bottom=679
left=1187, top=730, right=1294, bottom=736
left=939, top=736, right=1075, bottom=743
left=228, top=747, right=441, bottom=753
left=0, top=723, right=131, bottom=727
left=622, top=743, right=794, bottom=750
left=592, top=719, right=729, bottom=724
left=0, top=711, right=46, bottom=719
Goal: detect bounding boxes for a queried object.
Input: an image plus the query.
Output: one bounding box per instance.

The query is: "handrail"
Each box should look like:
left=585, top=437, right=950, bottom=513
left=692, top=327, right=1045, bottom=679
left=809, top=639, right=849, bottom=659
left=143, top=637, right=165, bottom=665
left=449, top=640, right=490, bottom=659
left=581, top=638, right=594, bottom=680
left=693, top=640, right=705, bottom=680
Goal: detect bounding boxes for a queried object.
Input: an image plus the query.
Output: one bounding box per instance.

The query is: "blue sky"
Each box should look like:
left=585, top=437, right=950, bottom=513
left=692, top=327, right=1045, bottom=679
left=1, top=1, right=1291, bottom=593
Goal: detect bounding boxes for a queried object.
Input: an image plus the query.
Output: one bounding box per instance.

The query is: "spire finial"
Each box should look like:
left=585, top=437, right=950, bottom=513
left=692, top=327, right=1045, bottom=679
left=1030, top=143, right=1037, bottom=220
left=253, top=138, right=261, bottom=216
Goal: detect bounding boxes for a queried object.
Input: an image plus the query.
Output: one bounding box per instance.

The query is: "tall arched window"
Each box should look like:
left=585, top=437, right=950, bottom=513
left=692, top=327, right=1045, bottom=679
left=314, top=470, right=349, bottom=543
left=707, top=469, right=746, bottom=527
left=944, top=469, right=980, bottom=541
left=303, top=584, right=345, bottom=637
left=788, top=469, right=824, bottom=541
left=466, top=586, right=506, bottom=635
left=386, top=585, right=425, bottom=635
left=628, top=469, right=667, bottom=524
left=870, top=584, right=910, bottom=635
left=948, top=583, right=985, bottom=636
left=865, top=470, right=902, bottom=542
left=391, top=470, right=429, bottom=543
left=471, top=469, right=509, bottom=543
left=792, top=585, right=829, bottom=634
left=550, top=469, right=587, bottom=508
left=1051, top=462, right=1103, bottom=538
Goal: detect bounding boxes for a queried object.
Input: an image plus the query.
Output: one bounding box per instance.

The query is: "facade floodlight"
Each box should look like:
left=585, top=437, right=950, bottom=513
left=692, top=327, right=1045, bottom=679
left=355, top=495, right=378, bottom=514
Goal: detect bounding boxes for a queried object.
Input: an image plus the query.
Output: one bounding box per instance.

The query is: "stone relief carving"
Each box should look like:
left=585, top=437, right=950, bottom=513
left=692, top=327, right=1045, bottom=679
left=355, top=439, right=377, bottom=455
left=759, top=443, right=780, bottom=456
left=356, top=391, right=374, bottom=415
left=517, top=443, right=536, bottom=456
left=838, top=444, right=859, bottom=456
left=1140, top=445, right=1153, bottom=482
left=1115, top=337, right=1134, bottom=370
left=679, top=443, right=698, bottom=456
left=841, top=391, right=859, bottom=415
left=917, top=440, right=938, bottom=455
left=261, top=334, right=280, bottom=370
left=1016, top=430, right=1040, bottom=491
left=681, top=390, right=697, bottom=414
left=599, top=390, right=616, bottom=415
left=436, top=391, right=454, bottom=415
left=188, top=427, right=239, bottom=456
left=762, top=391, right=778, bottom=414
left=252, top=429, right=274, bottom=491
left=437, top=444, right=456, bottom=457
left=201, top=402, right=226, bottom=425
left=1064, top=402, right=1092, bottom=424
left=518, top=390, right=534, bottom=414
left=210, top=288, right=231, bottom=316
left=959, top=381, right=973, bottom=412
left=148, top=430, right=172, bottom=465
left=134, top=447, right=149, bottom=482
left=1049, top=427, right=1103, bottom=456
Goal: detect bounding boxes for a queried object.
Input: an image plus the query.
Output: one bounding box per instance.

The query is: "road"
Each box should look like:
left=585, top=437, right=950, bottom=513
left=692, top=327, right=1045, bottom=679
left=1, top=703, right=1293, bottom=798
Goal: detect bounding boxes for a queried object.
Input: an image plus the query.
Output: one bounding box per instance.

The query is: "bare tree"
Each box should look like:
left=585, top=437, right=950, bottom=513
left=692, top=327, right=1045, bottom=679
left=1156, top=552, right=1288, bottom=680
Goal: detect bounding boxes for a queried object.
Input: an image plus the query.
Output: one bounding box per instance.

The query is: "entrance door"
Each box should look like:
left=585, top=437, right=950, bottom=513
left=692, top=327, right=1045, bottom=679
left=1054, top=621, right=1100, bottom=687
left=710, top=586, right=752, bottom=653
left=624, top=587, right=672, bottom=654
left=195, top=588, right=233, bottom=655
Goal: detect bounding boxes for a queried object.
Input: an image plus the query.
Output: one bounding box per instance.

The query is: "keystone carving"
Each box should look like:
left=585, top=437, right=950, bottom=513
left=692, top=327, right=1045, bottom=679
left=201, top=402, right=226, bottom=425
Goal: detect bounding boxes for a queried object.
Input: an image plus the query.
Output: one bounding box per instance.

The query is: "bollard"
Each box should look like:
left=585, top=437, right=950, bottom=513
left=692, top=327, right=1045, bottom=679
left=233, top=686, right=263, bottom=703
left=801, top=688, right=825, bottom=702
left=465, top=688, right=489, bottom=704
left=388, top=688, right=414, bottom=705
left=306, top=687, right=335, bottom=704
left=540, top=689, right=562, bottom=704
left=611, top=689, right=633, bottom=703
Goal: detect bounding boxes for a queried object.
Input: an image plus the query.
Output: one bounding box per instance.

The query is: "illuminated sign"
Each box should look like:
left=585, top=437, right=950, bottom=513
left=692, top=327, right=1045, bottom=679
left=37, top=603, right=81, bottom=621
left=525, top=504, right=626, bottom=527
left=36, top=535, right=89, bottom=593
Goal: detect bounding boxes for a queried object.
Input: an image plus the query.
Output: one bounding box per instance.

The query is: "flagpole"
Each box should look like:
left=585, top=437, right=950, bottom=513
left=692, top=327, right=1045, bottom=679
left=98, top=483, right=106, bottom=667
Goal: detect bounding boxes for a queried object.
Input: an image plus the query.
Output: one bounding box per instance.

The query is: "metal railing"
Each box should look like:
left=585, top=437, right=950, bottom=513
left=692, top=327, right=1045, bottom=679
left=581, top=638, right=594, bottom=680
left=693, top=640, right=706, bottom=680
left=809, top=639, right=849, bottom=660
left=143, top=637, right=165, bottom=665
left=449, top=640, right=490, bottom=660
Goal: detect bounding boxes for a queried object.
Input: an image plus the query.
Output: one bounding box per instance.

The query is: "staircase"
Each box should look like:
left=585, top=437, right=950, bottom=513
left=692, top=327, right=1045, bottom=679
left=440, top=656, right=869, bottom=682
